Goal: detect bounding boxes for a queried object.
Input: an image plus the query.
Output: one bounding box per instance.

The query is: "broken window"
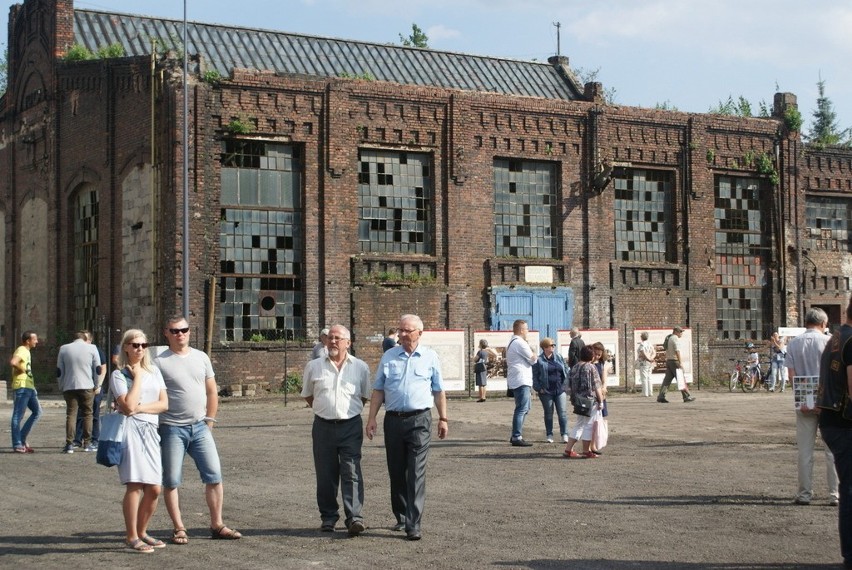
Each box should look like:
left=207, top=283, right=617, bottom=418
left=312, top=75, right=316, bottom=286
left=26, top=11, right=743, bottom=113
left=493, top=159, right=558, bottom=258
left=357, top=149, right=432, bottom=254
left=714, top=175, right=771, bottom=340
left=219, top=141, right=303, bottom=341
left=72, top=186, right=98, bottom=331
left=613, top=168, right=673, bottom=262
left=805, top=196, right=852, bottom=252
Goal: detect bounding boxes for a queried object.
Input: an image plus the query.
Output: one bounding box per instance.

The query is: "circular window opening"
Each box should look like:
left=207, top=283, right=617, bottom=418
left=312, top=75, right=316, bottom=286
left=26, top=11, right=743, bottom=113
left=260, top=296, right=276, bottom=311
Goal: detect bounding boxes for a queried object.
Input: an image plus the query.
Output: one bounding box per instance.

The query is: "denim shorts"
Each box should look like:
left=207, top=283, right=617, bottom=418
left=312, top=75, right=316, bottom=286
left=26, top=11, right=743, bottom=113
left=159, top=421, right=222, bottom=487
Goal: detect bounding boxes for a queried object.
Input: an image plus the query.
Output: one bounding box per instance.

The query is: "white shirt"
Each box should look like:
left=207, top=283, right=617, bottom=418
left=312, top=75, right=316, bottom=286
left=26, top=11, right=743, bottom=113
left=784, top=328, right=829, bottom=378
left=506, top=335, right=536, bottom=389
left=301, top=353, right=371, bottom=420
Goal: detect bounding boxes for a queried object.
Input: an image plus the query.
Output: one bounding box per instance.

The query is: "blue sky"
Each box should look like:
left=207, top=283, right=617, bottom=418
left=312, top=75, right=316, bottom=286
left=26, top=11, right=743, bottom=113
left=4, top=0, right=851, bottom=133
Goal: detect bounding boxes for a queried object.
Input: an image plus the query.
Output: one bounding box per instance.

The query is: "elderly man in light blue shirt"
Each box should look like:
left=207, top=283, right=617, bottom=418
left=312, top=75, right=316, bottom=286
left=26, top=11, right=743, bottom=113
left=366, top=314, right=448, bottom=541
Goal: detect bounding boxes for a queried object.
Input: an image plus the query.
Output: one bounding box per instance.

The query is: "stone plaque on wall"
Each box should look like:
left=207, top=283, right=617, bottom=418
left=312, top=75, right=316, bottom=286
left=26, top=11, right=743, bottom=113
left=524, top=266, right=553, bottom=283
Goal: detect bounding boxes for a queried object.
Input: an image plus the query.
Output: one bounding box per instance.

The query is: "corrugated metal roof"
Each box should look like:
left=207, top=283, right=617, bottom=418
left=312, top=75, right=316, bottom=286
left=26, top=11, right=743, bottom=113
left=73, top=9, right=583, bottom=100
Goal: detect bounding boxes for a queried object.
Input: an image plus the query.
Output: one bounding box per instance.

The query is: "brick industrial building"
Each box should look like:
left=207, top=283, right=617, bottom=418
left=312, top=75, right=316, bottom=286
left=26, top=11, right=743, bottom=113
left=3, top=0, right=851, bottom=388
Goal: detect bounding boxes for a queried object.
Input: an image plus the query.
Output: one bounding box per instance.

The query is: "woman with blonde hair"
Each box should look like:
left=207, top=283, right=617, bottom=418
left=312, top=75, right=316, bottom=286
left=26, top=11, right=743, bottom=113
left=110, top=329, right=168, bottom=553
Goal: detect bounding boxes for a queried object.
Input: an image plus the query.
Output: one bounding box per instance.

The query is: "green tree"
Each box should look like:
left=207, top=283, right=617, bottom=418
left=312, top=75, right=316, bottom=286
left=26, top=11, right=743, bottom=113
left=0, top=46, right=7, bottom=98
left=573, top=66, right=617, bottom=104
left=399, top=23, right=428, bottom=48
left=708, top=95, right=770, bottom=118
left=807, top=78, right=851, bottom=147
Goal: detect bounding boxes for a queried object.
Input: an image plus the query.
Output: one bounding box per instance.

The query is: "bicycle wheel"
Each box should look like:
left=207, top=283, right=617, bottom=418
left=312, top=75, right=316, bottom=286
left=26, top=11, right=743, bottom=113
left=742, top=371, right=757, bottom=392
left=729, top=371, right=739, bottom=392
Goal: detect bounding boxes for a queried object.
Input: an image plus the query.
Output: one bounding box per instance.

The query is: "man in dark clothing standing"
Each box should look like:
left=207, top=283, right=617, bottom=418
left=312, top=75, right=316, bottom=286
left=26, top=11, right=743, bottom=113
left=567, top=328, right=585, bottom=368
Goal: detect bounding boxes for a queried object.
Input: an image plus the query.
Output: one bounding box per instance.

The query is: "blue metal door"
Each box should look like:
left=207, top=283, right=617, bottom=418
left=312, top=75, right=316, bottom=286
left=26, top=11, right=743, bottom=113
left=492, top=288, right=574, bottom=334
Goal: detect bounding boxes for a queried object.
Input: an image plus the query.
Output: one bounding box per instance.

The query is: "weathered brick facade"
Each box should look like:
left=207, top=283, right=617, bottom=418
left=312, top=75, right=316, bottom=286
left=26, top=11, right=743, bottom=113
left=3, top=0, right=852, bottom=389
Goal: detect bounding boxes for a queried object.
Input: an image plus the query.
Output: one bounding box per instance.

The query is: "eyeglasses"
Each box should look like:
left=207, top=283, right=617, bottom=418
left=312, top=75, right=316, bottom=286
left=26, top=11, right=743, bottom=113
left=327, top=336, right=350, bottom=343
left=128, top=343, right=149, bottom=349
left=398, top=328, right=420, bottom=334
left=169, top=327, right=190, bottom=335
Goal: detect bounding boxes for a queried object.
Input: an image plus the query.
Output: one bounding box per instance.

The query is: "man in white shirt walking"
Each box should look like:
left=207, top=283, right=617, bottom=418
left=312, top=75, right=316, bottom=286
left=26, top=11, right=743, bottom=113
left=507, top=320, right=537, bottom=446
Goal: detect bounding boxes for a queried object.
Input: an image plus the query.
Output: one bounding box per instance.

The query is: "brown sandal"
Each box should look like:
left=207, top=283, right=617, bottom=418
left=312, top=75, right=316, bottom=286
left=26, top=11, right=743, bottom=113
left=210, top=525, right=242, bottom=540
left=171, top=528, right=188, bottom=545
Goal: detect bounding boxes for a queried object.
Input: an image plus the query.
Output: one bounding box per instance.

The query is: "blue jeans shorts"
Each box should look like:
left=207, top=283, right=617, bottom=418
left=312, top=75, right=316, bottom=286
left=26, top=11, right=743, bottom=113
left=159, top=421, right=222, bottom=488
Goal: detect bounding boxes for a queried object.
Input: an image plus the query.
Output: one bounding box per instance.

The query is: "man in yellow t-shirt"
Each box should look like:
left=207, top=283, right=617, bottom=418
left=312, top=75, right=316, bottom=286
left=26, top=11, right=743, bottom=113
left=10, top=331, right=42, bottom=453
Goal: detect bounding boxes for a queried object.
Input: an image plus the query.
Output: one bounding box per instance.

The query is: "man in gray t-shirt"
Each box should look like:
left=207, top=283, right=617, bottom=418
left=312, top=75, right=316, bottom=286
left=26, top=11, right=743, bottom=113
left=154, top=316, right=242, bottom=544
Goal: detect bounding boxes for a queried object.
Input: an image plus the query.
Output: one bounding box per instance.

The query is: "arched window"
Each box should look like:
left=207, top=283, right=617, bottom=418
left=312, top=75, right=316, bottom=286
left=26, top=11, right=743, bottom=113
left=72, top=186, right=98, bottom=330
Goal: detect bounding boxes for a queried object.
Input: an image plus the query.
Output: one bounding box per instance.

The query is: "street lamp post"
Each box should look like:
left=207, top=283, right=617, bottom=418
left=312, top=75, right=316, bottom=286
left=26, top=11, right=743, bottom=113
left=182, top=0, right=190, bottom=319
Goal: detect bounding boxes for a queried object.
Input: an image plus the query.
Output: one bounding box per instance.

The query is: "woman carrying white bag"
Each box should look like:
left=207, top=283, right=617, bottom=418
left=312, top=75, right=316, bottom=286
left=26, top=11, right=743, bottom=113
left=110, top=329, right=168, bottom=553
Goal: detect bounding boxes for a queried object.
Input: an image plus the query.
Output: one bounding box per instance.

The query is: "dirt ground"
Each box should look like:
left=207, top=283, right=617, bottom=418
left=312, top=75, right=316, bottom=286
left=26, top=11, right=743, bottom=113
left=0, top=388, right=846, bottom=569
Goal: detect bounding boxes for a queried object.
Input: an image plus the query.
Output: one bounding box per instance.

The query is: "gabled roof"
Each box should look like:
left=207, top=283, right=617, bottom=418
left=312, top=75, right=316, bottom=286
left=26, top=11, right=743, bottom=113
left=73, top=9, right=584, bottom=100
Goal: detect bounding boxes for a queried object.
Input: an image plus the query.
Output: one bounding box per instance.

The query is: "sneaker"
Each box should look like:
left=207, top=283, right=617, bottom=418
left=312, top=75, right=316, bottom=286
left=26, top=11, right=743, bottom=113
left=683, top=396, right=695, bottom=402
left=562, top=434, right=569, bottom=443
left=63, top=444, right=75, bottom=454
left=546, top=437, right=554, bottom=443
left=793, top=497, right=810, bottom=505
left=72, top=442, right=82, bottom=449
left=82, top=445, right=97, bottom=453
left=510, top=438, right=533, bottom=447
left=347, top=520, right=366, bottom=536
left=831, top=497, right=840, bottom=507
left=320, top=522, right=335, bottom=532
left=657, top=398, right=669, bottom=404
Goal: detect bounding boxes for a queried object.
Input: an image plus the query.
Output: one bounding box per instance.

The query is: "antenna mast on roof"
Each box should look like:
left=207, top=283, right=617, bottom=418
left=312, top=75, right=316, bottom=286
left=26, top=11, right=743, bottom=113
left=552, top=21, right=561, bottom=57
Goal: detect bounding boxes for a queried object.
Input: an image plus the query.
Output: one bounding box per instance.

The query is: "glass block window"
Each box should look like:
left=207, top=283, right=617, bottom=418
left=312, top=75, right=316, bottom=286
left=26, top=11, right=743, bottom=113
left=357, top=149, right=432, bottom=254
left=493, top=159, right=558, bottom=258
left=613, top=168, right=673, bottom=262
left=805, top=196, right=852, bottom=252
left=220, top=141, right=303, bottom=342
left=714, top=175, right=771, bottom=340
left=73, top=187, right=98, bottom=331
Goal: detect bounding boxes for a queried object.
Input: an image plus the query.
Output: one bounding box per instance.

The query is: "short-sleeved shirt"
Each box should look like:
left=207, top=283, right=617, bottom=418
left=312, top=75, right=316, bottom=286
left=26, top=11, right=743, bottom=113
left=154, top=348, right=215, bottom=426
left=301, top=353, right=371, bottom=420
left=506, top=335, right=535, bottom=389
left=665, top=335, right=680, bottom=360
left=784, top=328, right=828, bottom=378
left=11, top=346, right=34, bottom=390
left=110, top=367, right=167, bottom=425
left=373, top=343, right=444, bottom=412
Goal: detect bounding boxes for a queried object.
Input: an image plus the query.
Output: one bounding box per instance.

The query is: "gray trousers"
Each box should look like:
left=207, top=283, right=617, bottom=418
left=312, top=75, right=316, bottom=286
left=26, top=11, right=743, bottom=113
left=384, top=411, right=431, bottom=533
left=312, top=415, right=364, bottom=525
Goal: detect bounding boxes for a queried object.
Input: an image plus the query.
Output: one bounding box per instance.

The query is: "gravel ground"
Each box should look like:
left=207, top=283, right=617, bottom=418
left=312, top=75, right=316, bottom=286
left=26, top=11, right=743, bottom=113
left=0, top=388, right=844, bottom=569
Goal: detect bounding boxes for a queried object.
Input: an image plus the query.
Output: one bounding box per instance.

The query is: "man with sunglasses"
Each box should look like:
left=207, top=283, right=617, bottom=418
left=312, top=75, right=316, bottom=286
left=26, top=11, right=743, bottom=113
left=56, top=330, right=102, bottom=454
left=154, top=316, right=242, bottom=545
left=301, top=324, right=371, bottom=535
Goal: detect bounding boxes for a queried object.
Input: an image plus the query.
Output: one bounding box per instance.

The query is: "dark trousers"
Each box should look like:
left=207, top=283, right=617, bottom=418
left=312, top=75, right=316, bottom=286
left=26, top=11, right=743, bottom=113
left=311, top=415, right=364, bottom=525
left=75, top=390, right=102, bottom=445
left=384, top=411, right=431, bottom=534
left=63, top=389, right=94, bottom=446
left=820, top=426, right=852, bottom=567
left=658, top=360, right=687, bottom=401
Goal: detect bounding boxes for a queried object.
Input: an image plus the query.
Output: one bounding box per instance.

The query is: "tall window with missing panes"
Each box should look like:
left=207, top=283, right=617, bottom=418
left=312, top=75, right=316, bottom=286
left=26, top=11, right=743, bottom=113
left=219, top=141, right=303, bottom=341
left=613, top=169, right=674, bottom=262
left=805, top=196, right=852, bottom=252
left=714, top=175, right=771, bottom=340
left=357, top=149, right=433, bottom=254
left=72, top=186, right=98, bottom=331
left=493, top=159, right=558, bottom=258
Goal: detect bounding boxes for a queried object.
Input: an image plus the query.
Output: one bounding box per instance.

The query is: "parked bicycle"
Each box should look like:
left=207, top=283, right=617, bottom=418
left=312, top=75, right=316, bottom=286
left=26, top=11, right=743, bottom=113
left=729, top=358, right=770, bottom=392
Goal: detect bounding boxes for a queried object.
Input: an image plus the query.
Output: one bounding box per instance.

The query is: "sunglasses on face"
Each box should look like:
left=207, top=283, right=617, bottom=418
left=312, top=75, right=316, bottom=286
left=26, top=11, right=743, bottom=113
left=128, top=343, right=149, bottom=349
left=169, top=327, right=190, bottom=335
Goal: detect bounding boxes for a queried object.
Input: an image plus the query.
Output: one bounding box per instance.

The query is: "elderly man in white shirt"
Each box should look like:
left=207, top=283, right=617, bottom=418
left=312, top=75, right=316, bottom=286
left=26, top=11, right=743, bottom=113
left=507, top=319, right=537, bottom=447
left=302, top=324, right=371, bottom=535
left=784, top=308, right=839, bottom=506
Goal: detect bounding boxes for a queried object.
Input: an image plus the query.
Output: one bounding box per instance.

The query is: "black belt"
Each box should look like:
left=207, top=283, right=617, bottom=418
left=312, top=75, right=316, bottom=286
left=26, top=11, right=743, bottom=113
left=315, top=415, right=359, bottom=424
left=385, top=408, right=429, bottom=418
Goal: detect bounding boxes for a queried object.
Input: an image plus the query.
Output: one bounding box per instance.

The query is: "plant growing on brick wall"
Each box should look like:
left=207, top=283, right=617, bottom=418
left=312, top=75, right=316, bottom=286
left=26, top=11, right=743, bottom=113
left=226, top=117, right=252, bottom=134
left=706, top=149, right=716, bottom=164
left=338, top=71, right=375, bottom=81
left=784, top=107, right=803, bottom=133
left=202, top=70, right=222, bottom=85
left=64, top=42, right=125, bottom=62
left=368, top=270, right=435, bottom=286
left=755, top=152, right=780, bottom=186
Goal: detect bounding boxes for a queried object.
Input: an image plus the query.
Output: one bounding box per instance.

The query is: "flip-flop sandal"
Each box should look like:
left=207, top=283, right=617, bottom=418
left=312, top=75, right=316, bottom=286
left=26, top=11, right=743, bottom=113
left=140, top=535, right=166, bottom=548
left=126, top=538, right=154, bottom=553
left=211, top=525, right=242, bottom=540
left=171, top=528, right=189, bottom=545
